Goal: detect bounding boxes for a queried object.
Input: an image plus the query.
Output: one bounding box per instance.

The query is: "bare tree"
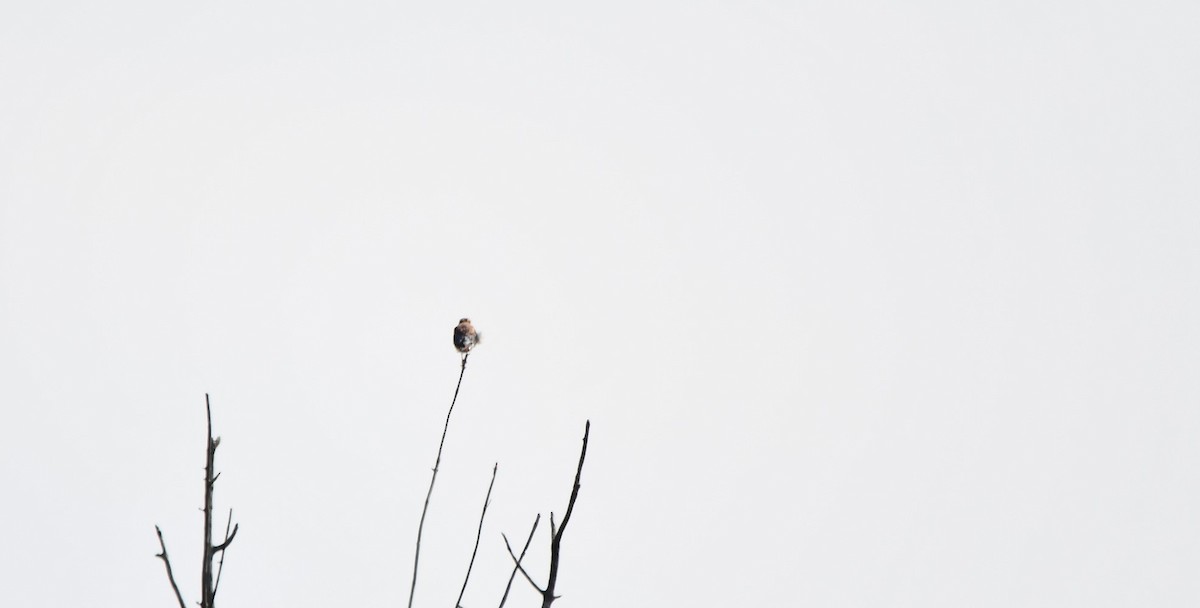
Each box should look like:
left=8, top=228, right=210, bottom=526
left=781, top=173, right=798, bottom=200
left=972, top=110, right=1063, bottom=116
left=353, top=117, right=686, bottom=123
left=150, top=329, right=596, bottom=608
left=154, top=394, right=240, bottom=608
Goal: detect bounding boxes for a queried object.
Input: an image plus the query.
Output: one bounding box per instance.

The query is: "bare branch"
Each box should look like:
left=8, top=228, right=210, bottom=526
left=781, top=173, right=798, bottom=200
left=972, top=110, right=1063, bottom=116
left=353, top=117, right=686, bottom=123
left=155, top=394, right=238, bottom=608
left=499, top=515, right=541, bottom=608
left=543, top=420, right=590, bottom=608
left=408, top=352, right=470, bottom=608
left=503, top=531, right=545, bottom=595
left=154, top=525, right=188, bottom=608
left=202, top=394, right=216, bottom=608
left=456, top=463, right=498, bottom=608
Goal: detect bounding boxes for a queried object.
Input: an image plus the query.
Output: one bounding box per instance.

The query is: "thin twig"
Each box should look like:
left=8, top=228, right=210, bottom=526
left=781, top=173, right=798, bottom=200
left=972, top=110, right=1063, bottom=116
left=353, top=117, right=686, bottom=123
left=503, top=532, right=545, bottom=595
left=456, top=463, right=498, bottom=608
left=155, top=525, right=188, bottom=608
left=213, top=509, right=236, bottom=601
left=213, top=522, right=239, bottom=553
left=499, top=515, right=541, bottom=608
left=543, top=420, right=590, bottom=608
left=408, top=353, right=470, bottom=608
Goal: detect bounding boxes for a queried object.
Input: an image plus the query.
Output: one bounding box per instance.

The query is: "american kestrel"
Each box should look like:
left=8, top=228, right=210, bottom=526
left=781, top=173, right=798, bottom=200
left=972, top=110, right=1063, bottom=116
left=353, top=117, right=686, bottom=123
left=453, top=318, right=480, bottom=355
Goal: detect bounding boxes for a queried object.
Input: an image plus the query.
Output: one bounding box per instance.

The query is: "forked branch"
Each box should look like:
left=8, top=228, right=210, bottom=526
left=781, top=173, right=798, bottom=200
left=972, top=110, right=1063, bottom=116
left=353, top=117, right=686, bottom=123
left=507, top=421, right=591, bottom=608
left=154, top=394, right=239, bottom=608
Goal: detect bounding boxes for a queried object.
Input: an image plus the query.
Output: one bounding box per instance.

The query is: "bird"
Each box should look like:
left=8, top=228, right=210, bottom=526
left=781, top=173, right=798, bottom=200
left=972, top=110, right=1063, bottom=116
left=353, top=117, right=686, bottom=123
left=453, top=318, right=480, bottom=356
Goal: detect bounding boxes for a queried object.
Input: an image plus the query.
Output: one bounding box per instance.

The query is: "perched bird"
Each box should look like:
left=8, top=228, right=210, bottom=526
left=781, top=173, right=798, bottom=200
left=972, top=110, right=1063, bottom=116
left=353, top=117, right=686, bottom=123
left=453, top=318, right=480, bottom=355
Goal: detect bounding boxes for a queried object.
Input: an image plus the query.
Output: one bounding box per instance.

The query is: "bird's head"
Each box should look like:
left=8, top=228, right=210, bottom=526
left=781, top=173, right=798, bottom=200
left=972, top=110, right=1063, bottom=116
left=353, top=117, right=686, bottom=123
left=459, top=318, right=471, bottom=324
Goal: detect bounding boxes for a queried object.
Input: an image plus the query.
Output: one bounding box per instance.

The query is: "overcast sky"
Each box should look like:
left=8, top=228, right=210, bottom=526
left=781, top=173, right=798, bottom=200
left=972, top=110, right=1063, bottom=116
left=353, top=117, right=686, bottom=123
left=2, top=2, right=1199, bottom=607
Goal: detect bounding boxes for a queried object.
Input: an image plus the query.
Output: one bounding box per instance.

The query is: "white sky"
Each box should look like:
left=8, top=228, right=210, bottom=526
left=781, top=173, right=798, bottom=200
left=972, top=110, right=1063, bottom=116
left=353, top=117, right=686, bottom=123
left=2, top=2, right=1199, bottom=607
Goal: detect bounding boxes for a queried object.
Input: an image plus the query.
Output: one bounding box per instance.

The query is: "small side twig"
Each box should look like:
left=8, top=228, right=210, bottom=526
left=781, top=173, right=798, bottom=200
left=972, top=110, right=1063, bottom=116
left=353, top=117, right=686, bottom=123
left=213, top=509, right=237, bottom=601
left=408, top=353, right=470, bottom=608
left=213, top=521, right=239, bottom=553
left=499, top=515, right=542, bottom=608
left=155, top=525, right=188, bottom=608
left=456, top=463, right=498, bottom=608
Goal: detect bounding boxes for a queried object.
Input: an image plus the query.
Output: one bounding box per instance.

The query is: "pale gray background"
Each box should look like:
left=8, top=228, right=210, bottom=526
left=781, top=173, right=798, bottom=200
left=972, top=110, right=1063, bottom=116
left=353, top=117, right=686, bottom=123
left=2, top=2, right=1198, bottom=607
